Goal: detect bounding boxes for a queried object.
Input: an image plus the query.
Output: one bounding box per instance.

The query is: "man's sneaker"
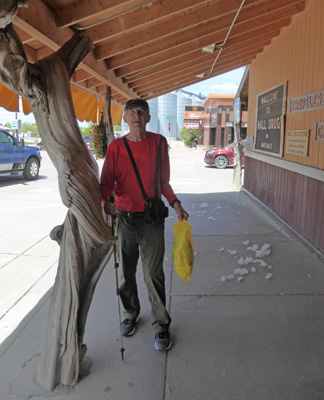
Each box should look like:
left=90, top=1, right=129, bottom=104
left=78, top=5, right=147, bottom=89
left=154, top=331, right=171, bottom=351
left=121, top=315, right=139, bottom=337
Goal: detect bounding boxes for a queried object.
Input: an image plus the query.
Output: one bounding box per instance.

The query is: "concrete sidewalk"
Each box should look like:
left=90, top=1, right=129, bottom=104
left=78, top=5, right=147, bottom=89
left=1, top=187, right=324, bottom=400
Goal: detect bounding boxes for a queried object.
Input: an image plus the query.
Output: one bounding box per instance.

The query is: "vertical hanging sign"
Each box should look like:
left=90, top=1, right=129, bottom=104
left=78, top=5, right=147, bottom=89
left=234, top=97, right=240, bottom=123
left=254, top=82, right=287, bottom=157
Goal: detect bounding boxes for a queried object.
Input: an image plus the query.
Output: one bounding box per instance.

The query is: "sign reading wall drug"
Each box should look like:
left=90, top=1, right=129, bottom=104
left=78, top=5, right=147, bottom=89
left=254, top=82, right=287, bottom=157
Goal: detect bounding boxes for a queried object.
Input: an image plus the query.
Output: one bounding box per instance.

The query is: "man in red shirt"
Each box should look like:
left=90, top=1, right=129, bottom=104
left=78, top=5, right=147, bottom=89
left=100, top=98, right=188, bottom=351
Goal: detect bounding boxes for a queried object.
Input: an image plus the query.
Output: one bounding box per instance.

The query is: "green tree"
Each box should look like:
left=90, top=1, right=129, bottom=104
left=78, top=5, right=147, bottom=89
left=180, top=128, right=199, bottom=147
left=20, top=122, right=39, bottom=136
left=80, top=124, right=91, bottom=136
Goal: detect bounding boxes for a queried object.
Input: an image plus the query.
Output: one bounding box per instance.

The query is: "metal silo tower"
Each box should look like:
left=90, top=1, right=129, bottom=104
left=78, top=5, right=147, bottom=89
left=158, top=93, right=177, bottom=140
left=177, top=93, right=191, bottom=139
left=147, top=97, right=158, bottom=133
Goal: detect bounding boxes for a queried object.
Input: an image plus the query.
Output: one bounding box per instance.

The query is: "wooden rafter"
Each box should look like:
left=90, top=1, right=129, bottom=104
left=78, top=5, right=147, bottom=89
left=5, top=0, right=306, bottom=109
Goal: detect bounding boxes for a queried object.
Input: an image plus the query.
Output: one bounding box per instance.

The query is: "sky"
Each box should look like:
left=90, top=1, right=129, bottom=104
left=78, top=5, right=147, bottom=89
left=0, top=66, right=246, bottom=126
left=181, top=67, right=246, bottom=98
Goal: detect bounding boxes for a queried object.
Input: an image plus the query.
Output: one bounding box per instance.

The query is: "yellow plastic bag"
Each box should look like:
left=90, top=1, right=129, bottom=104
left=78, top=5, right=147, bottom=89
left=173, top=220, right=194, bottom=281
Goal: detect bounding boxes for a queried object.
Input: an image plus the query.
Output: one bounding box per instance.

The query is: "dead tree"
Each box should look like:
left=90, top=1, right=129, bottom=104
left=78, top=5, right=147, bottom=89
left=0, top=1, right=115, bottom=390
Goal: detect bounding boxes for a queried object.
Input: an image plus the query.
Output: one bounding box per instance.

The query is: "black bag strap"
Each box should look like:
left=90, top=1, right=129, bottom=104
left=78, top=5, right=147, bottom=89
left=123, top=136, right=147, bottom=200
left=123, top=135, right=164, bottom=201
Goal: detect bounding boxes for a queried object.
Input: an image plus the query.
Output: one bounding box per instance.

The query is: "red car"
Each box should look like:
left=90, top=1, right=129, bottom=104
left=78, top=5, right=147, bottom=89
left=204, top=139, right=247, bottom=169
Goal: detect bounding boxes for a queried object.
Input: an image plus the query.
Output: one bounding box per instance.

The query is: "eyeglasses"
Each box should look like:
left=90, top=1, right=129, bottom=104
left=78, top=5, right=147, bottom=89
left=126, top=109, right=148, bottom=116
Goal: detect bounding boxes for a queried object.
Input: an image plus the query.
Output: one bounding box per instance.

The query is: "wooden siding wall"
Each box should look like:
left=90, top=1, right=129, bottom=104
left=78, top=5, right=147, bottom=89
left=247, top=0, right=324, bottom=168
left=245, top=0, right=324, bottom=252
left=244, top=157, right=324, bottom=254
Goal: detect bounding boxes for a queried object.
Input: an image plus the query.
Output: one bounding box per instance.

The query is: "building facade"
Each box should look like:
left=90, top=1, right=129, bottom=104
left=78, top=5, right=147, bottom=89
left=202, top=94, right=247, bottom=149
left=243, top=0, right=324, bottom=255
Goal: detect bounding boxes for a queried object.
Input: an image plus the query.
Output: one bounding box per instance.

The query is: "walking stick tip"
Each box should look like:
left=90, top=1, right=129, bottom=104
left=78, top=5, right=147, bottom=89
left=121, top=347, right=125, bottom=361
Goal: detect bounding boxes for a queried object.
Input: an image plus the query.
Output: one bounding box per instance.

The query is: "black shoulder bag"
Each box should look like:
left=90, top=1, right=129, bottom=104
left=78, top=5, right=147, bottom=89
left=123, top=135, right=169, bottom=225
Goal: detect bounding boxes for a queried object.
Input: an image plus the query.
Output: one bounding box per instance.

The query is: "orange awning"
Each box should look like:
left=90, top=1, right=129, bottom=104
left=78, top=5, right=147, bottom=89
left=1, top=83, right=123, bottom=125
left=0, top=84, right=19, bottom=112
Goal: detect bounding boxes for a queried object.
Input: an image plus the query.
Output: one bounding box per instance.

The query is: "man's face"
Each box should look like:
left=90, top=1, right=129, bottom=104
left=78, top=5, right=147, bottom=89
left=123, top=106, right=151, bottom=129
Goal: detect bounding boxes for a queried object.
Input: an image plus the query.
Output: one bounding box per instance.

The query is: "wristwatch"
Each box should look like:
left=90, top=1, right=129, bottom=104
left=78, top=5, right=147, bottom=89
left=170, top=199, right=181, bottom=208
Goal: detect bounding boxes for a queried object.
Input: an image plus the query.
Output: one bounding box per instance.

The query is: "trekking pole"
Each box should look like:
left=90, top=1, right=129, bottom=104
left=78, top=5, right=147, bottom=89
left=108, top=195, right=125, bottom=361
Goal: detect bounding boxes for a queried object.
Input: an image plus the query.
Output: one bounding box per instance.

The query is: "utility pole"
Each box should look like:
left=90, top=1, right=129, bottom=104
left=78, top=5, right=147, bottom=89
left=233, top=97, right=243, bottom=190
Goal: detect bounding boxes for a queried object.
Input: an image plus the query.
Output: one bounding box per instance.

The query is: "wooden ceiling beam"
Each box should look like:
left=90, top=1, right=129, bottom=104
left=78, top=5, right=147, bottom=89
left=85, top=77, right=103, bottom=89
left=55, top=0, right=148, bottom=27
left=115, top=20, right=284, bottom=78
left=127, top=39, right=271, bottom=88
left=71, top=81, right=103, bottom=99
left=143, top=63, right=249, bottom=100
left=107, top=9, right=290, bottom=69
left=36, top=46, right=54, bottom=60
left=72, top=69, right=92, bottom=84
left=11, top=0, right=307, bottom=109
left=138, top=57, right=254, bottom=97
left=24, top=45, right=37, bottom=63
left=136, top=51, right=257, bottom=94
left=13, top=25, right=34, bottom=44
left=94, top=0, right=242, bottom=58
left=15, top=0, right=135, bottom=100
left=124, top=34, right=272, bottom=84
left=96, top=0, right=303, bottom=60
left=83, top=0, right=209, bottom=44
left=106, top=2, right=299, bottom=69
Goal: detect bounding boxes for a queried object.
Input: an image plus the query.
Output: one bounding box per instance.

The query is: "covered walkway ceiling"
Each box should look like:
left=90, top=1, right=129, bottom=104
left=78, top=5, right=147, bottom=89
left=13, top=0, right=305, bottom=108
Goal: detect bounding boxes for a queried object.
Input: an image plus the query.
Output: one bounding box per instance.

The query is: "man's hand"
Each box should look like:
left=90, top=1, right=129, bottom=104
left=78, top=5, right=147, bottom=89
left=174, top=202, right=189, bottom=222
left=103, top=200, right=116, bottom=215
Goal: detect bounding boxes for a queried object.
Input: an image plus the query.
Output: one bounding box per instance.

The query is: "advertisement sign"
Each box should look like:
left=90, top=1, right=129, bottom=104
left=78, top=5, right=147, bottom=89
left=184, top=123, right=199, bottom=129
left=234, top=97, right=240, bottom=123
left=285, top=130, right=309, bottom=156
left=254, top=82, right=287, bottom=157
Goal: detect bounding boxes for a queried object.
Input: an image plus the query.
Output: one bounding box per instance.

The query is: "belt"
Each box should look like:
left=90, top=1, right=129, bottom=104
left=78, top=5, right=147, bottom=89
left=116, top=209, right=144, bottom=219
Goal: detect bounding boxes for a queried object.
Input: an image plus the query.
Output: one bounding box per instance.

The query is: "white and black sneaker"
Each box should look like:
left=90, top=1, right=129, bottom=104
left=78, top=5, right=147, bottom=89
left=154, top=331, right=171, bottom=351
left=121, top=315, right=140, bottom=336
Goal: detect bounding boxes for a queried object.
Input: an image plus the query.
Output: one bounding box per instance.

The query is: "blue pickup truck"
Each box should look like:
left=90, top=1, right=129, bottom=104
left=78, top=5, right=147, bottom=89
left=0, top=129, right=42, bottom=180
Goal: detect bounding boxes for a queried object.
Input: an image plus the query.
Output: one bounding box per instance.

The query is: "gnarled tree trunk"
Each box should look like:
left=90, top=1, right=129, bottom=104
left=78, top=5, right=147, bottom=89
left=0, top=3, right=115, bottom=390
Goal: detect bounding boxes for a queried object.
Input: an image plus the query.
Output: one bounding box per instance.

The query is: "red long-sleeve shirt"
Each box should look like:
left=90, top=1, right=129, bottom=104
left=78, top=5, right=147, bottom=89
left=100, top=132, right=177, bottom=212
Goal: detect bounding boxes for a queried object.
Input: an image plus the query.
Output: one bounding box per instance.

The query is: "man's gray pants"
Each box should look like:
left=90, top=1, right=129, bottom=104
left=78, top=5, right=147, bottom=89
left=115, top=214, right=171, bottom=333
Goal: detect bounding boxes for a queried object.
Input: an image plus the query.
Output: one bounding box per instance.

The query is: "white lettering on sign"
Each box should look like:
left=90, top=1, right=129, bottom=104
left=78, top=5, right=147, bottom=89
left=260, top=90, right=279, bottom=104
left=290, top=90, right=324, bottom=113
left=261, top=142, right=273, bottom=150
left=268, top=117, right=280, bottom=130
left=285, top=130, right=309, bottom=156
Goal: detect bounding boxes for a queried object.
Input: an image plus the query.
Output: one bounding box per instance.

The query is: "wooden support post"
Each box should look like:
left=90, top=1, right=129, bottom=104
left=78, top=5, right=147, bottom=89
left=233, top=122, right=243, bottom=190
left=103, top=86, right=115, bottom=146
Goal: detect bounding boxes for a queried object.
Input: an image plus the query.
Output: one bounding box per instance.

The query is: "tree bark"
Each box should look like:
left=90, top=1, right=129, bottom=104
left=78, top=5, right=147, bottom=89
left=0, top=15, right=115, bottom=390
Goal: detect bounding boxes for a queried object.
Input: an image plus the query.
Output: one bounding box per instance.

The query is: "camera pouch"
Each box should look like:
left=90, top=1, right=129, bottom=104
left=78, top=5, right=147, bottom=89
left=144, top=198, right=169, bottom=225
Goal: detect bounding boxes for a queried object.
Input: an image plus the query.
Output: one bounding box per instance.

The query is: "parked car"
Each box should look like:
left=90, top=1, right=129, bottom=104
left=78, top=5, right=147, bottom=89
left=204, top=139, right=247, bottom=169
left=0, top=129, right=41, bottom=180
left=37, top=140, right=46, bottom=150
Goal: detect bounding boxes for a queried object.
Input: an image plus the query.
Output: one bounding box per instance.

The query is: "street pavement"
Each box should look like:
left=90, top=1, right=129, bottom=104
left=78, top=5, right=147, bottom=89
left=1, top=140, right=324, bottom=400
